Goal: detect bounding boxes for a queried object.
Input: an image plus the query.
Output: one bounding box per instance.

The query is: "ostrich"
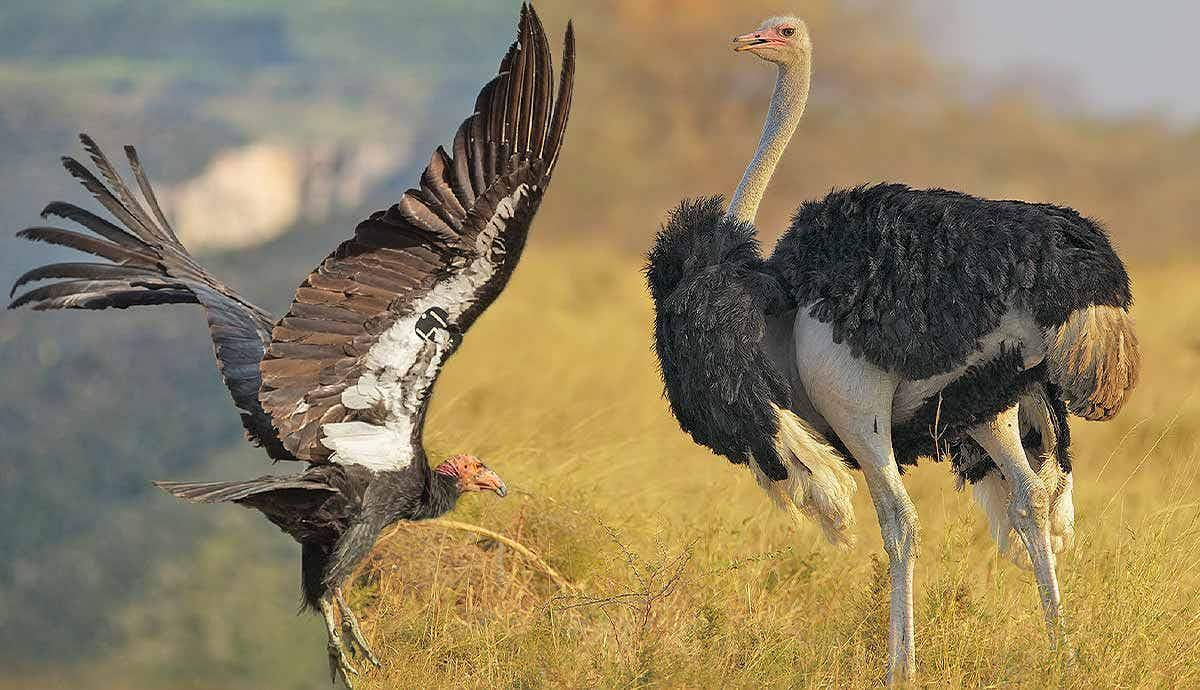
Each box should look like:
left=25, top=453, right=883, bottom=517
left=8, top=6, right=573, bottom=687
left=646, top=16, right=1138, bottom=682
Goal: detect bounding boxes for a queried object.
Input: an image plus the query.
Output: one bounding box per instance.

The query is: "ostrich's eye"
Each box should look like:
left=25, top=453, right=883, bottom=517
left=780, top=27, right=795, bottom=38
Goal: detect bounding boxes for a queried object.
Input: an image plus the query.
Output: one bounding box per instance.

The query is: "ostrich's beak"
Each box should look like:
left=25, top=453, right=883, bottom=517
left=476, top=467, right=508, bottom=497
left=732, top=32, right=773, bottom=52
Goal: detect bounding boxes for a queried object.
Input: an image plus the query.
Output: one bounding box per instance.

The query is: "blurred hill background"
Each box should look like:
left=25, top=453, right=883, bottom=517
left=0, top=1, right=1195, bottom=688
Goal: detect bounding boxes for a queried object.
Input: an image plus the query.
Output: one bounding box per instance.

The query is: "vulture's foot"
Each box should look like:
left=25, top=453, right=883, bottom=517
left=320, top=597, right=360, bottom=688
left=336, top=587, right=382, bottom=668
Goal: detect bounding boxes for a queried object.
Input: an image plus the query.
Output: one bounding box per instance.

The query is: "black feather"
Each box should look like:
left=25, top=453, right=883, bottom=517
left=646, top=197, right=797, bottom=480
left=10, top=262, right=158, bottom=297
left=890, top=346, right=1043, bottom=470
left=544, top=21, right=574, bottom=174
left=16, top=226, right=153, bottom=266
left=41, top=201, right=154, bottom=251
left=771, top=183, right=1132, bottom=379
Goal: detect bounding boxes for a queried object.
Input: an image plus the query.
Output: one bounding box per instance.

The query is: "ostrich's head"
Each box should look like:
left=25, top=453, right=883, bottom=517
left=434, top=454, right=508, bottom=497
left=732, top=16, right=811, bottom=67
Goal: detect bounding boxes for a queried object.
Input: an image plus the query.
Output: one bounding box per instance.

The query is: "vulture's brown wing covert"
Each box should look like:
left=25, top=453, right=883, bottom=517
left=259, top=6, right=574, bottom=471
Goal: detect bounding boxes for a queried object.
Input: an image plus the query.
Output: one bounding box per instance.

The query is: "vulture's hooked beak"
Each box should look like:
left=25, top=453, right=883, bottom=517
left=477, top=467, right=508, bottom=497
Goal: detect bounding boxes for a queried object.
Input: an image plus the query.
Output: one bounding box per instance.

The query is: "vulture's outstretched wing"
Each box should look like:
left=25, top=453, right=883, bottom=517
left=8, top=135, right=292, bottom=460
left=259, top=5, right=574, bottom=471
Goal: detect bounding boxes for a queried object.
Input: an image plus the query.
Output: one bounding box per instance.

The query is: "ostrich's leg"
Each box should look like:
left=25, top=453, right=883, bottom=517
left=335, top=587, right=381, bottom=668
left=792, top=322, right=915, bottom=682
left=968, top=405, right=1063, bottom=641
left=320, top=596, right=359, bottom=689
left=829, top=407, right=918, bottom=683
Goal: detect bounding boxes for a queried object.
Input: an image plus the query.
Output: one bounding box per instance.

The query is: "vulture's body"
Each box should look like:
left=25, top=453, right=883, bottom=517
left=9, top=5, right=574, bottom=687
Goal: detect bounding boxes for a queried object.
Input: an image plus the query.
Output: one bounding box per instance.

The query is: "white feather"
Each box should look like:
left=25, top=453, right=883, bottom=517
left=325, top=184, right=531, bottom=472
left=320, top=421, right=409, bottom=471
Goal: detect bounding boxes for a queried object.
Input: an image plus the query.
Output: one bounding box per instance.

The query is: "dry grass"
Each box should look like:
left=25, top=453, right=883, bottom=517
left=331, top=245, right=1200, bottom=689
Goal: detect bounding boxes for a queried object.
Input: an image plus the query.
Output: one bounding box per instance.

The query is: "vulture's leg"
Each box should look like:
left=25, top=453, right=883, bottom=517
left=335, top=587, right=381, bottom=668
left=320, top=596, right=359, bottom=688
left=793, top=321, right=915, bottom=682
left=968, top=405, right=1063, bottom=642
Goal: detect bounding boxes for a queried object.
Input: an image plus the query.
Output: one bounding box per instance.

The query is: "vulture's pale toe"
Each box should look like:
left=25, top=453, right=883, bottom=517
left=321, top=597, right=359, bottom=688
left=336, top=588, right=380, bottom=669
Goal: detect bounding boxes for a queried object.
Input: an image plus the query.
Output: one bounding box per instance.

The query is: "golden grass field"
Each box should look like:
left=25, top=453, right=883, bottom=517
left=312, top=245, right=1200, bottom=689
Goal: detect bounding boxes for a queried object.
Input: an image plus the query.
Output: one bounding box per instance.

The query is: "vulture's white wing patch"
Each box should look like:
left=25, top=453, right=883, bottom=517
left=320, top=421, right=411, bottom=472
left=327, top=184, right=531, bottom=473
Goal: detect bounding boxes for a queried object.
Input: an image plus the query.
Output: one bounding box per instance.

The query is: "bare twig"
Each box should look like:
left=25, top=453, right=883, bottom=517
left=930, top=392, right=946, bottom=460
left=380, top=518, right=580, bottom=593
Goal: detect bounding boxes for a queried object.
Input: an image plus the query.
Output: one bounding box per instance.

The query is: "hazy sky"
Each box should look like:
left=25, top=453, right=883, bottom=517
left=934, top=0, right=1197, bottom=120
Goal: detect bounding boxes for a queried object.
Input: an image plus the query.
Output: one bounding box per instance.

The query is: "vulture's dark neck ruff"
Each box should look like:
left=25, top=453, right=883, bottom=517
left=9, top=4, right=574, bottom=687
left=418, top=470, right=463, bottom=521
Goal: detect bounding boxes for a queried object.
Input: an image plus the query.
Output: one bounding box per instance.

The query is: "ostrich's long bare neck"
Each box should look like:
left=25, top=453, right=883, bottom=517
left=726, top=59, right=811, bottom=225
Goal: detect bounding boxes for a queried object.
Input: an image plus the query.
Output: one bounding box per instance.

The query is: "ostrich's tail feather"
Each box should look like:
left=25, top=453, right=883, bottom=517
left=1045, top=305, right=1140, bottom=421
left=753, top=405, right=857, bottom=547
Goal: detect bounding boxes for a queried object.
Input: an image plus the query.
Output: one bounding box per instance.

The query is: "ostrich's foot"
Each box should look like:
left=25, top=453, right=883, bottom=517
left=320, top=597, right=360, bottom=689
left=336, top=587, right=381, bottom=668
left=1010, top=490, right=1064, bottom=643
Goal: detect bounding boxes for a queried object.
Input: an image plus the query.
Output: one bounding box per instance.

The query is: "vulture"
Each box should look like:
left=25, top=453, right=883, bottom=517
left=646, top=16, right=1138, bottom=683
left=8, top=5, right=574, bottom=686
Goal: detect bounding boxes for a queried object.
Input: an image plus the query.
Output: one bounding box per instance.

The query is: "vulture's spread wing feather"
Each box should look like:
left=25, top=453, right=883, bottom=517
left=260, top=5, right=574, bottom=471
left=9, top=136, right=291, bottom=460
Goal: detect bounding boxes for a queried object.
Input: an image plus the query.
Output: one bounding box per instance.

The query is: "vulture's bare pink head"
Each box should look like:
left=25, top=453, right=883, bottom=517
left=732, top=16, right=811, bottom=66
left=435, top=454, right=507, bottom=497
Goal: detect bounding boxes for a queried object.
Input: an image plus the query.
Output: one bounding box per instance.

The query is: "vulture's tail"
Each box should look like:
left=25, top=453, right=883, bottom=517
left=9, top=134, right=288, bottom=457
left=1044, top=305, right=1140, bottom=421
left=155, top=477, right=336, bottom=504
left=645, top=197, right=857, bottom=545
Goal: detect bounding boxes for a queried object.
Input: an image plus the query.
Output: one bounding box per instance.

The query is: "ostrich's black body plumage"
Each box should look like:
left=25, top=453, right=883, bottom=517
left=647, top=186, right=1134, bottom=484
left=646, top=197, right=796, bottom=480
left=771, top=183, right=1132, bottom=379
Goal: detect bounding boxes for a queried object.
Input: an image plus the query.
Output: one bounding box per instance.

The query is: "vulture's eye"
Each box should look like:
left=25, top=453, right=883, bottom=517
left=780, top=27, right=795, bottom=37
